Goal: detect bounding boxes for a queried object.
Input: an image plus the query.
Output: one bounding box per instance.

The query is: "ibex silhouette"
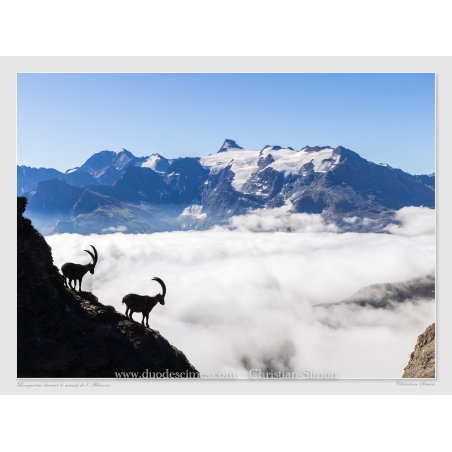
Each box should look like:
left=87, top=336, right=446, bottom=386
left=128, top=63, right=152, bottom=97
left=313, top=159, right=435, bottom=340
left=61, top=245, right=98, bottom=292
left=122, top=277, right=166, bottom=328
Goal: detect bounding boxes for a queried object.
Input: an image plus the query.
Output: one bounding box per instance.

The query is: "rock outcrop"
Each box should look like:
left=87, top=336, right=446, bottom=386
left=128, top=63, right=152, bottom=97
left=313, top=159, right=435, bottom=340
left=316, top=274, right=435, bottom=309
left=17, top=197, right=198, bottom=378
left=402, top=323, right=435, bottom=378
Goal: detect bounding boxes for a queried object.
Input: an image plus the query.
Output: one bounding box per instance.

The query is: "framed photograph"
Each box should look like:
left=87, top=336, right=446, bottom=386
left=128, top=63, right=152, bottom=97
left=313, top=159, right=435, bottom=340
left=16, top=71, right=435, bottom=383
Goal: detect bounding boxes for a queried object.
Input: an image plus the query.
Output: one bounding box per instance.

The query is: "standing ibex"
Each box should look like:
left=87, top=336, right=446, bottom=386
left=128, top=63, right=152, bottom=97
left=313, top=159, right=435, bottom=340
left=61, top=245, right=98, bottom=292
left=122, top=277, right=166, bottom=328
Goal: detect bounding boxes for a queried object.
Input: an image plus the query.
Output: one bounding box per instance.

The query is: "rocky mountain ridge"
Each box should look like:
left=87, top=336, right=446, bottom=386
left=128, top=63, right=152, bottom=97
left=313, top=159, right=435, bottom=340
left=19, top=140, right=435, bottom=235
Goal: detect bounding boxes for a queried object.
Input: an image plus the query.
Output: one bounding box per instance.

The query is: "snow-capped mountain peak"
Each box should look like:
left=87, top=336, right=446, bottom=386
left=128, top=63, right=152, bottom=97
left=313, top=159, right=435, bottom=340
left=141, top=153, right=172, bottom=173
left=217, top=139, right=244, bottom=153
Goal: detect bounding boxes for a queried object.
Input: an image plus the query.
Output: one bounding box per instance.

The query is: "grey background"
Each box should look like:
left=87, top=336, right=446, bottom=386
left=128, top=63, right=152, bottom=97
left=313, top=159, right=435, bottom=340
left=3, top=56, right=449, bottom=394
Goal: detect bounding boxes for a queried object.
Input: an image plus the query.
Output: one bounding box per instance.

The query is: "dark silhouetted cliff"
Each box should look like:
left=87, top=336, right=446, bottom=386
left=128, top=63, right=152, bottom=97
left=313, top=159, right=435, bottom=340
left=17, top=197, right=198, bottom=378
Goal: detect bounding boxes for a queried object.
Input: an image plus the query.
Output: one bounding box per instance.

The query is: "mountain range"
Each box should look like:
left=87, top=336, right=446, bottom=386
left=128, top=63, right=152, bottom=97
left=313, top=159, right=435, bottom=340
left=18, top=140, right=435, bottom=235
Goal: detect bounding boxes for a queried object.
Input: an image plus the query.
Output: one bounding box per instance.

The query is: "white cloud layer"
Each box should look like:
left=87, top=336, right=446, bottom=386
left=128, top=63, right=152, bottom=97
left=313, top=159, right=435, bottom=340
left=216, top=206, right=339, bottom=233
left=101, top=226, right=128, bottom=233
left=385, top=206, right=435, bottom=235
left=47, top=207, right=435, bottom=378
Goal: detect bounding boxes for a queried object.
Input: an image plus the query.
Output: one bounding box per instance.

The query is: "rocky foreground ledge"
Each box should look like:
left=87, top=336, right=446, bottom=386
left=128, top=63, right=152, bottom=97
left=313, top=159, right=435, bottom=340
left=402, top=323, right=435, bottom=378
left=17, top=197, right=198, bottom=378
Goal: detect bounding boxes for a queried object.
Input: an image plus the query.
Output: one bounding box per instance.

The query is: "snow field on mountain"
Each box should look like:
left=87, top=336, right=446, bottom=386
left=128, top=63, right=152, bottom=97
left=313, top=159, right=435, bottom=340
left=263, top=146, right=340, bottom=176
left=141, top=154, right=166, bottom=172
left=201, top=146, right=341, bottom=193
left=200, top=148, right=260, bottom=191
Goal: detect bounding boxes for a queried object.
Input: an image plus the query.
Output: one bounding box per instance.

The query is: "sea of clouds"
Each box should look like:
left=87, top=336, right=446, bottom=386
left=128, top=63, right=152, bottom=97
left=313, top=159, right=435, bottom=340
left=46, top=206, right=435, bottom=378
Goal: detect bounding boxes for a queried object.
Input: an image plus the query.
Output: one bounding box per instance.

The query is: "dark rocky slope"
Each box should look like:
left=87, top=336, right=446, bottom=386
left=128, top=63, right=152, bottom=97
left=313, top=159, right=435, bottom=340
left=164, top=157, right=209, bottom=203
left=402, top=323, right=435, bottom=378
left=92, top=165, right=123, bottom=185
left=291, top=147, right=434, bottom=217
left=414, top=174, right=435, bottom=190
left=17, top=197, right=198, bottom=378
left=201, top=165, right=263, bottom=226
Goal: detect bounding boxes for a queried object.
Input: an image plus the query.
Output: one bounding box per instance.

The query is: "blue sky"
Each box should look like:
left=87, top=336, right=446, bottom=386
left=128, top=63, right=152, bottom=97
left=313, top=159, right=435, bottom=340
left=17, top=73, right=435, bottom=174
